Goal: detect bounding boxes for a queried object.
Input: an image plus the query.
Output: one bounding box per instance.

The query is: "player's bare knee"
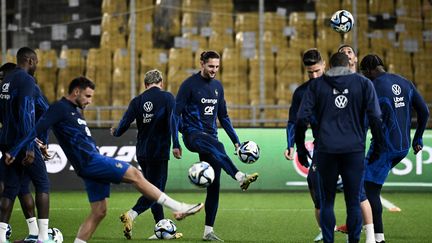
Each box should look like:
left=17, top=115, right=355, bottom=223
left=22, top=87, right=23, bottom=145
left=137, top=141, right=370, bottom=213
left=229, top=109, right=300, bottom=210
left=92, top=206, right=107, bottom=220
left=122, top=166, right=143, bottom=185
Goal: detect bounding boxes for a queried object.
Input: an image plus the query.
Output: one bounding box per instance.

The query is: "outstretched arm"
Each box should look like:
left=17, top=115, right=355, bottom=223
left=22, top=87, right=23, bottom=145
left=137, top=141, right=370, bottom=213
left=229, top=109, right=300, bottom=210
left=217, top=89, right=240, bottom=146
left=112, top=98, right=137, bottom=137
left=8, top=104, right=63, bottom=163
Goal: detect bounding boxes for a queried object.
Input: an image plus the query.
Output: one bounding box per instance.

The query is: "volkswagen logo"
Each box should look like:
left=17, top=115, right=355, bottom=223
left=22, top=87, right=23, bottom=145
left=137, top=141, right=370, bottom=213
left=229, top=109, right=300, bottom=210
left=143, top=101, right=153, bottom=112
left=335, top=95, right=348, bottom=108
left=391, top=84, right=401, bottom=95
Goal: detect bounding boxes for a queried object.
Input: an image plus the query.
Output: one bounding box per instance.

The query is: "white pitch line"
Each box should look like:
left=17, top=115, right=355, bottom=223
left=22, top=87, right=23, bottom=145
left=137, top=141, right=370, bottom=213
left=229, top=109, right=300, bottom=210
left=380, top=196, right=401, bottom=212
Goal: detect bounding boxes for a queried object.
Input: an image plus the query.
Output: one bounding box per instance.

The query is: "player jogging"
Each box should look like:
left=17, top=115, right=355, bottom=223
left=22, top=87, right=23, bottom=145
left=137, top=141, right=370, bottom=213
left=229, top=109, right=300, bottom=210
left=5, top=77, right=203, bottom=243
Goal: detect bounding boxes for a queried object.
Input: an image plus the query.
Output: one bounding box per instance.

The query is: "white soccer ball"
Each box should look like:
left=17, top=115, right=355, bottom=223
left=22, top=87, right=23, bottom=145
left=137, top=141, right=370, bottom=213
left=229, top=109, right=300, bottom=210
left=48, top=228, right=63, bottom=243
left=237, top=141, right=260, bottom=164
left=330, top=10, right=354, bottom=33
left=188, top=161, right=215, bottom=188
left=154, top=219, right=177, bottom=239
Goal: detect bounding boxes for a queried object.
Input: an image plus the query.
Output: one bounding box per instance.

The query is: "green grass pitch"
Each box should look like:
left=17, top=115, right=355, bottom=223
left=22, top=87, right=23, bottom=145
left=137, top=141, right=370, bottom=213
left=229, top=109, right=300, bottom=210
left=8, top=191, right=432, bottom=242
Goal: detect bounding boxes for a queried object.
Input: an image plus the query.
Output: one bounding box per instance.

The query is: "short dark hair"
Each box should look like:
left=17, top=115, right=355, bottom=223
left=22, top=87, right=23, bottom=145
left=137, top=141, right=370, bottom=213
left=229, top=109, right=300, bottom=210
left=337, top=44, right=356, bottom=55
left=200, top=50, right=220, bottom=63
left=359, top=54, right=385, bottom=72
left=329, top=52, right=350, bottom=68
left=0, top=62, right=16, bottom=81
left=16, top=47, right=37, bottom=64
left=302, top=48, right=322, bottom=66
left=68, top=76, right=95, bottom=94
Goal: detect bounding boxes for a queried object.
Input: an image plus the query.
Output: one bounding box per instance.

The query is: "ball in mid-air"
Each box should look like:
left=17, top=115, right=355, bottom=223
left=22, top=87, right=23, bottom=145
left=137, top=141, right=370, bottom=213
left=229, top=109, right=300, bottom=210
left=237, top=141, right=260, bottom=164
left=188, top=161, right=215, bottom=187
left=330, top=10, right=354, bottom=33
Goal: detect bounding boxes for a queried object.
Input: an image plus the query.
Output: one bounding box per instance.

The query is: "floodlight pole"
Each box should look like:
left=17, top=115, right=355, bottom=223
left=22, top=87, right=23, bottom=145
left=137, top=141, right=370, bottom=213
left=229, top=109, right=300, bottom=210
left=352, top=0, right=358, bottom=52
left=129, top=0, right=137, bottom=99
left=1, top=0, right=6, bottom=64
left=258, top=0, right=265, bottom=119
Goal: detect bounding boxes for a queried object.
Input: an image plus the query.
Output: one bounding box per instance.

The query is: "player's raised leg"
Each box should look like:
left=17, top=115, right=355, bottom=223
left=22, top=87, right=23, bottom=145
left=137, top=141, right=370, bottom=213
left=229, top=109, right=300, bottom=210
left=122, top=166, right=203, bottom=220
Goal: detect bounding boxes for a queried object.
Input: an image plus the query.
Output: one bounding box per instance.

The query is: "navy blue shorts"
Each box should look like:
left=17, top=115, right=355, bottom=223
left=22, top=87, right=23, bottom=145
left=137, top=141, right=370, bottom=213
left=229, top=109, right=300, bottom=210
left=78, top=153, right=129, bottom=202
left=1, top=148, right=50, bottom=200
left=364, top=149, right=408, bottom=185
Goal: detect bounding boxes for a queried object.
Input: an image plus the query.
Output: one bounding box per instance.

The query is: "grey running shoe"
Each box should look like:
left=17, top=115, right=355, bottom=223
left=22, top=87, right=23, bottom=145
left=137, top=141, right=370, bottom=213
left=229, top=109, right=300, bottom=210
left=203, top=231, right=224, bottom=242
left=313, top=231, right=323, bottom=242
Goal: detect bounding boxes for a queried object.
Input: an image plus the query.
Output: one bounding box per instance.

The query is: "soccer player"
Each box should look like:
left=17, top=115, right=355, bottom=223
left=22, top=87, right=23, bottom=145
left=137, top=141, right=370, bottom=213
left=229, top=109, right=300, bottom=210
left=295, top=52, right=385, bottom=243
left=338, top=44, right=358, bottom=72
left=111, top=69, right=182, bottom=240
left=337, top=44, right=376, bottom=243
left=0, top=48, right=53, bottom=243
left=284, top=48, right=325, bottom=242
left=0, top=62, right=51, bottom=243
left=172, top=50, right=258, bottom=241
left=5, top=77, right=204, bottom=243
left=360, top=54, right=429, bottom=243
left=0, top=62, right=18, bottom=195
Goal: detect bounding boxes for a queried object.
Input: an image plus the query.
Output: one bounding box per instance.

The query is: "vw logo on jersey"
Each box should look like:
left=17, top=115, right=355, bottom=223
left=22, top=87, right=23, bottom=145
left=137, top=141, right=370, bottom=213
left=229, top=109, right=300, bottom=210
left=143, top=101, right=153, bottom=112
left=335, top=95, right=348, bottom=109
left=392, top=84, right=401, bottom=95
left=1, top=83, right=9, bottom=92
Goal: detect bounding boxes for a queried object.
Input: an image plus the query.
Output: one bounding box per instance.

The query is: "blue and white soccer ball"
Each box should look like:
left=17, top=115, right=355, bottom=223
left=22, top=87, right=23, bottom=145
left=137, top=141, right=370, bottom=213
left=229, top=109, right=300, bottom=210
left=48, top=227, right=63, bottom=243
left=237, top=141, right=260, bottom=164
left=188, top=161, right=215, bottom=187
left=154, top=219, right=177, bottom=239
left=330, top=10, right=354, bottom=33
left=6, top=224, right=11, bottom=240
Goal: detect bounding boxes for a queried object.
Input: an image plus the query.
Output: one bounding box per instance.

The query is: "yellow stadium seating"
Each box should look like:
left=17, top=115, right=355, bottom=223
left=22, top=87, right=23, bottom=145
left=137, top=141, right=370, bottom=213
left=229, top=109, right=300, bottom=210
left=101, top=0, right=127, bottom=14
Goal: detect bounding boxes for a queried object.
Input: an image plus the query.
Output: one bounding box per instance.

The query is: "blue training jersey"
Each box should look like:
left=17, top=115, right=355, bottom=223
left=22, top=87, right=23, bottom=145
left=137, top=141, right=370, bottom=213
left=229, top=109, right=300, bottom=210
left=113, top=86, right=175, bottom=160
left=0, top=68, right=35, bottom=151
left=172, top=72, right=239, bottom=148
left=371, top=72, right=429, bottom=152
left=10, top=97, right=99, bottom=176
left=34, top=85, right=49, bottom=144
left=286, top=80, right=318, bottom=149
left=298, top=67, right=382, bottom=153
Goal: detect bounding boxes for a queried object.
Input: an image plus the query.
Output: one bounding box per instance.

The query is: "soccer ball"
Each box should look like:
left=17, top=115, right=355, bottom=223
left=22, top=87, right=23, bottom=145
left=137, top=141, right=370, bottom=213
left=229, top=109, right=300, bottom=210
left=188, top=161, right=215, bottom=188
left=237, top=141, right=260, bottom=164
left=154, top=219, right=177, bottom=239
left=48, top=228, right=63, bottom=243
left=6, top=224, right=11, bottom=240
left=330, top=10, right=354, bottom=33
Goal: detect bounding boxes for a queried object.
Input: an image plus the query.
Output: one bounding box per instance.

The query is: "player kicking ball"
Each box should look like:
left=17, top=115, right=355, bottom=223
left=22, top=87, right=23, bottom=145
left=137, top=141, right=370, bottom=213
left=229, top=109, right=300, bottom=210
left=5, top=77, right=203, bottom=243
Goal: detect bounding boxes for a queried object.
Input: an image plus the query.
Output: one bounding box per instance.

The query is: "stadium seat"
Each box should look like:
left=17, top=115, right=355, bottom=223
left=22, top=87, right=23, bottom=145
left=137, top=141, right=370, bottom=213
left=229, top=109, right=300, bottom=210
left=235, top=13, right=259, bottom=33
left=209, top=13, right=234, bottom=35
left=369, top=0, right=395, bottom=15
left=209, top=31, right=235, bottom=54
left=101, top=0, right=127, bottom=14
left=35, top=49, right=58, bottom=102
